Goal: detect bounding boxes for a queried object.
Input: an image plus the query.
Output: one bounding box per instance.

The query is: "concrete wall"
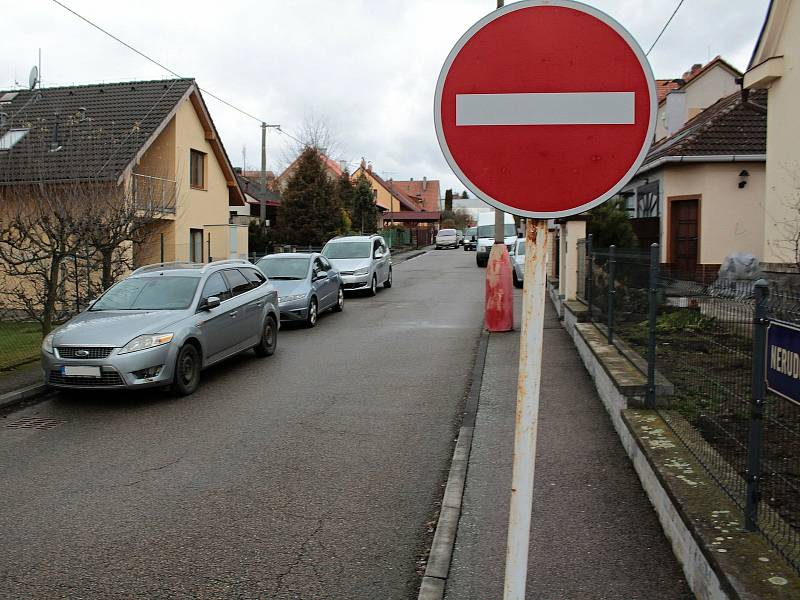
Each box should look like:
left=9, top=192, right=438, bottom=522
left=662, top=162, right=766, bottom=264
left=558, top=220, right=586, bottom=301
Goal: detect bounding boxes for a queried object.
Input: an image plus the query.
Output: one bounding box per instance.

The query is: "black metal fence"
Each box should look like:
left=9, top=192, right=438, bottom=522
left=578, top=237, right=800, bottom=573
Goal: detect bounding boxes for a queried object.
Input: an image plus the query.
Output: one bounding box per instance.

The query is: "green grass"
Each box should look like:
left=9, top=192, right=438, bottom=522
left=0, top=321, right=42, bottom=371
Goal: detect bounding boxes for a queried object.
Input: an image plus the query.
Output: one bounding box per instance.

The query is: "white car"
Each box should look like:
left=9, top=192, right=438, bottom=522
left=475, top=212, right=517, bottom=267
left=510, top=238, right=525, bottom=288
left=435, top=228, right=459, bottom=249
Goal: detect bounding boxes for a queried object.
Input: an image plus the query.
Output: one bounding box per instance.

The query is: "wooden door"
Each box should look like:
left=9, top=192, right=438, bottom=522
left=670, top=199, right=698, bottom=275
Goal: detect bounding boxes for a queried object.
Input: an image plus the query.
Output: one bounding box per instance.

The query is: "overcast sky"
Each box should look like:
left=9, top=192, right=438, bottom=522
left=3, top=0, right=770, bottom=196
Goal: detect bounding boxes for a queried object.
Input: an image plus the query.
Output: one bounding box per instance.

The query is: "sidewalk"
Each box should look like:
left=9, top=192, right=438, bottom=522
left=444, top=297, right=692, bottom=598
left=0, top=361, right=41, bottom=397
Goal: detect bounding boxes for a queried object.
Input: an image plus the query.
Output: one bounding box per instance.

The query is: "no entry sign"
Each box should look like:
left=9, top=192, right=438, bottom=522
left=434, top=0, right=657, bottom=218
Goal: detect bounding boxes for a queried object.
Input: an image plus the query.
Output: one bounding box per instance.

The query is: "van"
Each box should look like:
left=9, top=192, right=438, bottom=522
left=475, top=212, right=517, bottom=267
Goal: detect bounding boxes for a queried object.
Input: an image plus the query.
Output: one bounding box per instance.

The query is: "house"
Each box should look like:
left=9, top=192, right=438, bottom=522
left=276, top=150, right=345, bottom=191
left=230, top=169, right=281, bottom=227
left=744, top=0, right=800, bottom=270
left=655, top=57, right=742, bottom=142
left=618, top=89, right=767, bottom=280
left=350, top=162, right=441, bottom=228
left=0, top=78, right=247, bottom=265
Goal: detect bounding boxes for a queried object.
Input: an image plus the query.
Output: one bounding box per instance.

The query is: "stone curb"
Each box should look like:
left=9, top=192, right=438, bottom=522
left=0, top=382, right=49, bottom=411
left=418, top=330, right=489, bottom=600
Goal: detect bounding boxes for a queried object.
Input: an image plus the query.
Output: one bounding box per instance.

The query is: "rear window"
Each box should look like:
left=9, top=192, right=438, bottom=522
left=323, top=241, right=372, bottom=259
left=439, top=229, right=456, bottom=235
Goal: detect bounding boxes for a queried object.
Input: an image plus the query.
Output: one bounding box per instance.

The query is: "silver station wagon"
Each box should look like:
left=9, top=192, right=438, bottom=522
left=41, top=260, right=280, bottom=396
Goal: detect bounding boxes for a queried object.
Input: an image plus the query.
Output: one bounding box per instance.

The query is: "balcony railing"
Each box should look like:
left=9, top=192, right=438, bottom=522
left=131, top=173, right=177, bottom=215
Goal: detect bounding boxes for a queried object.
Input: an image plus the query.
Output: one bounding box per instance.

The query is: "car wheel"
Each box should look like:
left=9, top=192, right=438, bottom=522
left=306, top=297, right=318, bottom=328
left=333, top=287, right=344, bottom=312
left=464, top=245, right=468, bottom=251
left=368, top=275, right=378, bottom=296
left=513, top=270, right=523, bottom=289
left=171, top=343, right=201, bottom=396
left=384, top=267, right=393, bottom=288
left=477, top=256, right=487, bottom=268
left=254, top=315, right=278, bottom=356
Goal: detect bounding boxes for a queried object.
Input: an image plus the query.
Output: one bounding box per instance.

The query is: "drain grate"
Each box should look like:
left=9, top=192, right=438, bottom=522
left=4, top=417, right=66, bottom=430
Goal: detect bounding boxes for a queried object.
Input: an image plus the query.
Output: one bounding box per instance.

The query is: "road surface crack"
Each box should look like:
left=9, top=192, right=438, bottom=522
left=138, top=455, right=183, bottom=474
left=271, top=510, right=330, bottom=597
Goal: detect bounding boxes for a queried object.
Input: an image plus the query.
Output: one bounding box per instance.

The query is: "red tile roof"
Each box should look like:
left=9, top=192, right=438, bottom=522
left=656, top=79, right=682, bottom=102
left=392, top=179, right=441, bottom=212
left=383, top=211, right=441, bottom=221
left=657, top=56, right=742, bottom=105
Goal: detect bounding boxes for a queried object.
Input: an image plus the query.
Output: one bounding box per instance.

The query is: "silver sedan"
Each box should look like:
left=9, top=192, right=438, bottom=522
left=256, top=253, right=344, bottom=327
left=510, top=238, right=525, bottom=288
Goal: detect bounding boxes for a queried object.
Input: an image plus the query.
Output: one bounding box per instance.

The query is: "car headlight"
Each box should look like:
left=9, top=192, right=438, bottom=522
left=118, top=333, right=174, bottom=355
left=354, top=267, right=370, bottom=276
left=279, top=294, right=306, bottom=305
left=42, top=332, right=55, bottom=354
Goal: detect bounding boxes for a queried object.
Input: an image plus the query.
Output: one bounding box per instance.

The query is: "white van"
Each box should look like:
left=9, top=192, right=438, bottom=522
left=475, top=212, right=517, bottom=267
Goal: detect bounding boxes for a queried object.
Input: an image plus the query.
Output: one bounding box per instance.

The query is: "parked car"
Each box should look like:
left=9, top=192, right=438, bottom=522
left=256, top=252, right=343, bottom=327
left=435, top=228, right=459, bottom=249
left=463, top=226, right=478, bottom=251
left=456, top=230, right=465, bottom=245
left=476, top=212, right=517, bottom=267
left=41, top=260, right=279, bottom=396
left=510, top=238, right=525, bottom=288
left=322, top=234, right=392, bottom=296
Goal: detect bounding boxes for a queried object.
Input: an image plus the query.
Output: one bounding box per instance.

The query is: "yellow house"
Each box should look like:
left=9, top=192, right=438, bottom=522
left=744, top=0, right=800, bottom=268
left=351, top=162, right=419, bottom=214
left=0, top=78, right=247, bottom=268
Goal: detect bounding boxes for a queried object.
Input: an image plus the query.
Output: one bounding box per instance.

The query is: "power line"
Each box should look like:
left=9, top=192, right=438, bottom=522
left=646, top=0, right=685, bottom=56
left=49, top=0, right=290, bottom=132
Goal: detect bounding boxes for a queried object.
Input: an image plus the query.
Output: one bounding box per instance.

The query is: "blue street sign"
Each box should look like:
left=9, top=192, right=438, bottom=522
left=766, top=320, right=800, bottom=406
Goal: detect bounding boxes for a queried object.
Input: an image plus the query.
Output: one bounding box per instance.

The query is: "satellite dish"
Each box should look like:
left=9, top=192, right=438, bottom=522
left=29, top=66, right=39, bottom=90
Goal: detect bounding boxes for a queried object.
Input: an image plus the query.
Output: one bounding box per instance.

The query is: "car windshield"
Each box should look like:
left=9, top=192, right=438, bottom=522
left=478, top=224, right=516, bottom=238
left=91, top=276, right=200, bottom=311
left=466, top=228, right=477, bottom=236
left=323, top=241, right=372, bottom=259
left=439, top=229, right=456, bottom=235
left=257, top=257, right=310, bottom=280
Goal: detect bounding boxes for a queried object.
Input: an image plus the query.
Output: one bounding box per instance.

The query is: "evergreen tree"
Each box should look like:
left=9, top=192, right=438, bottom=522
left=587, top=197, right=638, bottom=249
left=351, top=173, right=380, bottom=234
left=278, top=147, right=345, bottom=245
left=335, top=170, right=356, bottom=218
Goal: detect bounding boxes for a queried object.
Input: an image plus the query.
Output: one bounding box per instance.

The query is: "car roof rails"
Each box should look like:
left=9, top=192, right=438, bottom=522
left=200, top=259, right=251, bottom=273
left=131, top=261, right=199, bottom=275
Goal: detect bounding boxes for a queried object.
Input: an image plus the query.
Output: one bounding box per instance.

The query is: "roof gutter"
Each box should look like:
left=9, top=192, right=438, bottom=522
left=637, top=153, right=766, bottom=175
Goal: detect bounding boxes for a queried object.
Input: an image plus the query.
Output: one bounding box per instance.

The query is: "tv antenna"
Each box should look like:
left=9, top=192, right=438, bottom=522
left=28, top=66, right=39, bottom=90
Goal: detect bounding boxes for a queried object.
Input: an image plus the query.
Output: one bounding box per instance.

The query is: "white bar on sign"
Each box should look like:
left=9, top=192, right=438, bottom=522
left=456, top=92, right=635, bottom=126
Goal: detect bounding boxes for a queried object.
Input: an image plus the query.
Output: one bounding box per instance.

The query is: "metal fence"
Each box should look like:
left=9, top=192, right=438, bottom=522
left=578, top=238, right=800, bottom=573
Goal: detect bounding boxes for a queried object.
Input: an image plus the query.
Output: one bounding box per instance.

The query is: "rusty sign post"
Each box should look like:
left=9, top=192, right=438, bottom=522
left=503, top=218, right=548, bottom=598
left=434, top=1, right=656, bottom=596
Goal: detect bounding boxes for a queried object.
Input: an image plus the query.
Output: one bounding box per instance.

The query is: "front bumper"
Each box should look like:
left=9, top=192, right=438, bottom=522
left=340, top=273, right=371, bottom=291
left=513, top=261, right=525, bottom=281
left=42, top=343, right=178, bottom=390
left=279, top=298, right=310, bottom=322
left=436, top=240, right=458, bottom=248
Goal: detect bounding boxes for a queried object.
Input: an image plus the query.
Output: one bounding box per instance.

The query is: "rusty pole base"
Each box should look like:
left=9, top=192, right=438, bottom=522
left=485, top=242, right=514, bottom=332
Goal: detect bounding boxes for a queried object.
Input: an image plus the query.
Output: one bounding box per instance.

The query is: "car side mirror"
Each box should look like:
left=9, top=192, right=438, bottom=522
left=201, top=296, right=221, bottom=311
left=314, top=270, right=328, bottom=281
left=374, top=249, right=384, bottom=259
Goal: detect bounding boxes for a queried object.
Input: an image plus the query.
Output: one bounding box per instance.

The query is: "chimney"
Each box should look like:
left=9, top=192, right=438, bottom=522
left=664, top=89, right=688, bottom=137
left=367, top=162, right=372, bottom=172
left=422, top=176, right=427, bottom=192
left=410, top=177, right=414, bottom=181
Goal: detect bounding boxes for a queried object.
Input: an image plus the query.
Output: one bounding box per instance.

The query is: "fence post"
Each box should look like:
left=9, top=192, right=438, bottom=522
left=607, top=245, right=616, bottom=344
left=586, top=234, right=593, bottom=323
left=646, top=243, right=659, bottom=409
left=745, top=278, right=769, bottom=531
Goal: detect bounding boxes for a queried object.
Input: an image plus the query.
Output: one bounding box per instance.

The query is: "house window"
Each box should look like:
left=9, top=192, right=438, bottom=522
left=636, top=182, right=660, bottom=218
left=0, top=128, right=29, bottom=151
left=190, top=149, right=206, bottom=189
left=190, top=229, right=204, bottom=262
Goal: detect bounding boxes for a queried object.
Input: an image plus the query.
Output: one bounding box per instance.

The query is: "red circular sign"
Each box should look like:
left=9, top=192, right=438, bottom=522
left=434, top=0, right=656, bottom=218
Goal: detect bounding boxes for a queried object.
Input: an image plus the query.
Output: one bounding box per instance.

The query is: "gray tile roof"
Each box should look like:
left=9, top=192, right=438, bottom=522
left=0, top=78, right=194, bottom=184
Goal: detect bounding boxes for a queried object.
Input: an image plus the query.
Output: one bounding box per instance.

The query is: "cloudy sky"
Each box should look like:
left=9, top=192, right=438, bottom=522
left=3, top=0, right=770, bottom=196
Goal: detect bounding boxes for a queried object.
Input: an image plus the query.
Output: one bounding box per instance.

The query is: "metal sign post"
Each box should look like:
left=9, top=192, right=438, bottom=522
left=503, top=218, right=548, bottom=599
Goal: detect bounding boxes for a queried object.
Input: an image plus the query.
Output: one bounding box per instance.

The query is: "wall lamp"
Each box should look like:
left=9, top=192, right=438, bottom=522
left=738, top=170, right=749, bottom=188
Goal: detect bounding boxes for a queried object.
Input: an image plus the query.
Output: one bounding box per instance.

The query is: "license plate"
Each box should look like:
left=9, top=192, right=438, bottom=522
left=62, top=365, right=101, bottom=378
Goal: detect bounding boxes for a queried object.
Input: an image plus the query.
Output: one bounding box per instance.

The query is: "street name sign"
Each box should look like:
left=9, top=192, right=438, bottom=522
left=434, top=0, right=657, bottom=219
left=766, top=320, right=800, bottom=406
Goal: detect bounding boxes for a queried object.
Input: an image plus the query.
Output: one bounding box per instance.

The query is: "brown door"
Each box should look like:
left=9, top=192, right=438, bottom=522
left=670, top=199, right=698, bottom=275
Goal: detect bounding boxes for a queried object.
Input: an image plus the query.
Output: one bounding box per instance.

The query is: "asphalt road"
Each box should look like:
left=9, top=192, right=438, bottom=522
left=0, top=247, right=485, bottom=599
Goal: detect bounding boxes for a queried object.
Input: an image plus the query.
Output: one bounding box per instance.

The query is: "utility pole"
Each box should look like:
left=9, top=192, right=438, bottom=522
left=260, top=122, right=280, bottom=225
